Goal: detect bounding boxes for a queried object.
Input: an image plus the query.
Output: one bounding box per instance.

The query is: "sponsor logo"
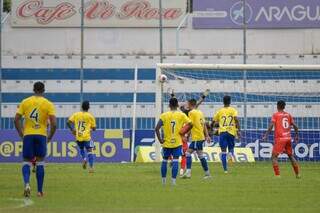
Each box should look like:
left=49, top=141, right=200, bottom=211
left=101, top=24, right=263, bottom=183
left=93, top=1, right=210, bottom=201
left=255, top=5, right=320, bottom=23
left=230, top=1, right=253, bottom=25
left=0, top=141, right=118, bottom=158
left=136, top=146, right=255, bottom=163
left=246, top=139, right=320, bottom=159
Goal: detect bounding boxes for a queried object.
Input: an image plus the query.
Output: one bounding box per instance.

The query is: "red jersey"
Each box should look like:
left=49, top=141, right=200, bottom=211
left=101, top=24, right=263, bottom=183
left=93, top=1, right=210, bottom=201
left=271, top=111, right=294, bottom=140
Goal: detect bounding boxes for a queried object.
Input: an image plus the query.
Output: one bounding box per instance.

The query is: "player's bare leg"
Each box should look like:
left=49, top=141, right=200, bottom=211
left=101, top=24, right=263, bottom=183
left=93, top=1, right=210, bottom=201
left=180, top=154, right=186, bottom=176
left=288, top=155, right=300, bottom=178
left=82, top=159, right=87, bottom=170
left=31, top=157, right=37, bottom=173
left=271, top=153, right=281, bottom=177
left=168, top=155, right=173, bottom=168
left=180, top=141, right=188, bottom=176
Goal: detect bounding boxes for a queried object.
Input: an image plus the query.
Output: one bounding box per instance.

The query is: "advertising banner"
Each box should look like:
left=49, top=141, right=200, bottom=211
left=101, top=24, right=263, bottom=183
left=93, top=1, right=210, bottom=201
left=134, top=130, right=320, bottom=161
left=135, top=146, right=255, bottom=163
left=11, top=0, right=187, bottom=27
left=0, top=129, right=131, bottom=162
left=193, top=0, right=320, bottom=29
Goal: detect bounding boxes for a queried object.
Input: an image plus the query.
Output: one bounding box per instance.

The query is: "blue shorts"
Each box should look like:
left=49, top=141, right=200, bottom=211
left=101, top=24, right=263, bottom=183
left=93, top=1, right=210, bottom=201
left=162, top=146, right=182, bottom=159
left=189, top=140, right=205, bottom=150
left=219, top=132, right=235, bottom=151
left=23, top=135, right=47, bottom=159
left=77, top=140, right=94, bottom=150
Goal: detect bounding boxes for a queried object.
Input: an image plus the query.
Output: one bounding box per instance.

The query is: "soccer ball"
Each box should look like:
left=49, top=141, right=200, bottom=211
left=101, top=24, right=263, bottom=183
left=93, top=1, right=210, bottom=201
left=159, top=74, right=168, bottom=83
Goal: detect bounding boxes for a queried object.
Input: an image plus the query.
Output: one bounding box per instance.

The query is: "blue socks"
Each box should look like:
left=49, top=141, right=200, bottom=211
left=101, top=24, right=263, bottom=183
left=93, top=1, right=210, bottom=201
left=88, top=152, right=94, bottom=168
left=172, top=160, right=179, bottom=179
left=200, top=157, right=209, bottom=172
left=221, top=152, right=227, bottom=171
left=186, top=154, right=192, bottom=170
left=161, top=159, right=179, bottom=184
left=22, top=162, right=31, bottom=185
left=23, top=161, right=45, bottom=193
left=79, top=149, right=86, bottom=160
left=161, top=160, right=168, bottom=178
left=36, top=162, right=45, bottom=193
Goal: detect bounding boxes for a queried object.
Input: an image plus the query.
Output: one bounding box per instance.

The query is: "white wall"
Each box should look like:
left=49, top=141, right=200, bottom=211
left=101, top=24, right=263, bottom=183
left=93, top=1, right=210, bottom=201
left=2, top=15, right=320, bottom=56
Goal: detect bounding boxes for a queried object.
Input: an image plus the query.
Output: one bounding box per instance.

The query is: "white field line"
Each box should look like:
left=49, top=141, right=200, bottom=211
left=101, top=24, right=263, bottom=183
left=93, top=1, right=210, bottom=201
left=0, top=198, right=34, bottom=210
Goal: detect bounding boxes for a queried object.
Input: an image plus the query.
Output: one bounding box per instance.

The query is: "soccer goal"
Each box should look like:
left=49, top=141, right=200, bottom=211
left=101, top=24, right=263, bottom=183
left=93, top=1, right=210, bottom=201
left=155, top=63, right=320, bottom=162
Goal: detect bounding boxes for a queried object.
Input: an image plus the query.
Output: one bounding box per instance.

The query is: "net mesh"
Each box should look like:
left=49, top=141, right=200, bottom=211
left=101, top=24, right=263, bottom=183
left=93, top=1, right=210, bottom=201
left=160, top=67, right=320, bottom=162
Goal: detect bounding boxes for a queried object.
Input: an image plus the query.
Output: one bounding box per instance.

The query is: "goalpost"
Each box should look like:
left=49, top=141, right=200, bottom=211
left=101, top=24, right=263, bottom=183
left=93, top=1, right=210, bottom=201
left=155, top=63, right=320, bottom=162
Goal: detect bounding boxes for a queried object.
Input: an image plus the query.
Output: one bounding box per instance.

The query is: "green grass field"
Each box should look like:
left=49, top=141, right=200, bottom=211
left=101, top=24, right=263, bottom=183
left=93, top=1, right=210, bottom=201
left=0, top=162, right=319, bottom=213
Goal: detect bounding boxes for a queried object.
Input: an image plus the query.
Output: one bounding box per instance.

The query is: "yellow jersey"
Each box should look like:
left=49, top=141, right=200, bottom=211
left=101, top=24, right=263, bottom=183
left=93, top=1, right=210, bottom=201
left=188, top=109, right=205, bottom=141
left=69, top=112, right=96, bottom=142
left=159, top=110, right=191, bottom=148
left=16, top=96, right=56, bottom=137
left=213, top=107, right=238, bottom=136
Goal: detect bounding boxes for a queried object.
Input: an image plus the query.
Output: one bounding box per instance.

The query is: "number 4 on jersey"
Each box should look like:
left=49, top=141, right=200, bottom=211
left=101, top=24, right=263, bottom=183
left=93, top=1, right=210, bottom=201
left=30, top=108, right=39, bottom=123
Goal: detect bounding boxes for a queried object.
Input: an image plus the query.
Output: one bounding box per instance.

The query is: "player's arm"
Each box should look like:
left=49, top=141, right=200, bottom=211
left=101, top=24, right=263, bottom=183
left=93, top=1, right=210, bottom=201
left=211, top=110, right=220, bottom=129
left=14, top=102, right=25, bottom=139
left=292, top=122, right=299, bottom=143
left=67, top=113, right=76, bottom=135
left=14, top=113, right=24, bottom=139
left=262, top=123, right=274, bottom=141
left=48, top=115, right=57, bottom=142
left=235, top=116, right=241, bottom=138
left=47, top=103, right=57, bottom=142
left=195, top=89, right=210, bottom=108
left=66, top=119, right=76, bottom=135
left=203, top=122, right=211, bottom=143
left=155, top=119, right=164, bottom=144
left=91, top=116, right=97, bottom=131
left=179, top=122, right=193, bottom=135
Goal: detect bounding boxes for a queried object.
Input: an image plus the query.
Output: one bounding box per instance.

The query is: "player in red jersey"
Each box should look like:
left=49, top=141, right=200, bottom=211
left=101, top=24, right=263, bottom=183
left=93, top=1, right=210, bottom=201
left=262, top=100, right=300, bottom=178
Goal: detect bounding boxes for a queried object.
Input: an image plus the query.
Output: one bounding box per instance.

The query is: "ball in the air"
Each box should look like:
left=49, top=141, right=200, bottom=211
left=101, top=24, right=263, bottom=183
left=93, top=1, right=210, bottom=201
left=159, top=74, right=168, bottom=83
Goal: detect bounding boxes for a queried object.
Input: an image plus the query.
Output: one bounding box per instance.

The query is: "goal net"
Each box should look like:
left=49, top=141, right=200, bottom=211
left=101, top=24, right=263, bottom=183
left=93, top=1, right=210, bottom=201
left=155, top=64, right=320, bottom=162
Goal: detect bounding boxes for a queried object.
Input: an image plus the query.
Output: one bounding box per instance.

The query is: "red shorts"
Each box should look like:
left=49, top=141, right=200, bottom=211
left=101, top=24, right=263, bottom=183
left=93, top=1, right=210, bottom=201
left=272, top=138, right=293, bottom=156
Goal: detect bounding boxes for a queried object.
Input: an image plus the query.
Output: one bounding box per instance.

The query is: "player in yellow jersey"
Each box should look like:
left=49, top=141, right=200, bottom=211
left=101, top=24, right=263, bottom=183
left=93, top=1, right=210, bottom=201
left=155, top=98, right=192, bottom=185
left=183, top=99, right=211, bottom=179
left=212, top=96, right=240, bottom=173
left=14, top=82, right=57, bottom=198
left=67, top=101, right=96, bottom=173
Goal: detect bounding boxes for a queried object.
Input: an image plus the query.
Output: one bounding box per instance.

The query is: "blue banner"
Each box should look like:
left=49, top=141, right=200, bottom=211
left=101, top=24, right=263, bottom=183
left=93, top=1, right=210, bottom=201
left=0, top=130, right=131, bottom=162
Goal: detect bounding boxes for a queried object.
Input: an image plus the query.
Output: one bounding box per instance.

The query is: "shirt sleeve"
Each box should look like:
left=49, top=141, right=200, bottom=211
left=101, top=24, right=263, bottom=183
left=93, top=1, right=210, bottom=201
left=183, top=113, right=192, bottom=124
left=233, top=108, right=238, bottom=117
left=188, top=111, right=194, bottom=123
left=213, top=110, right=220, bottom=122
left=159, top=113, right=165, bottom=123
left=289, top=114, right=294, bottom=125
left=16, top=101, right=25, bottom=115
left=69, top=113, right=75, bottom=123
left=48, top=102, right=56, bottom=116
